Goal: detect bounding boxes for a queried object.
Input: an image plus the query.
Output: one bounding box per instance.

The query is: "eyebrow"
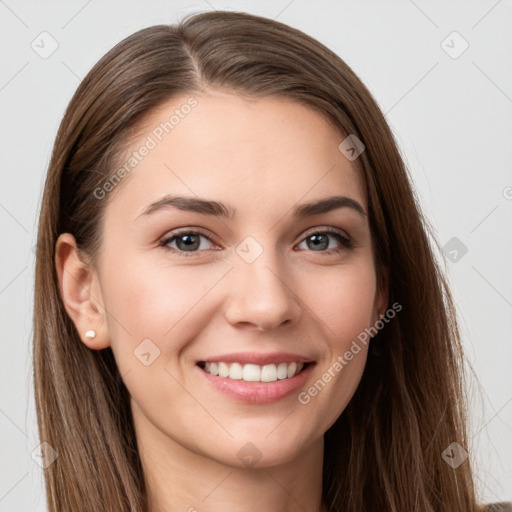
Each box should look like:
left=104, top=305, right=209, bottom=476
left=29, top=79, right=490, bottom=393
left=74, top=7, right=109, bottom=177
left=136, top=194, right=367, bottom=220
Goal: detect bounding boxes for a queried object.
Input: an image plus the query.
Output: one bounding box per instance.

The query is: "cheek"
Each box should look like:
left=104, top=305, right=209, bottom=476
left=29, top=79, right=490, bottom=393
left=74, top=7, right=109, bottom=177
left=305, top=258, right=379, bottom=347
left=296, top=260, right=377, bottom=426
left=102, top=257, right=229, bottom=369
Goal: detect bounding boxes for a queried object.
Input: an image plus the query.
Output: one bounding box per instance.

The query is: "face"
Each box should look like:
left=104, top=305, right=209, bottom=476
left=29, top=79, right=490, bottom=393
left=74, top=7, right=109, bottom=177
left=78, top=90, right=386, bottom=468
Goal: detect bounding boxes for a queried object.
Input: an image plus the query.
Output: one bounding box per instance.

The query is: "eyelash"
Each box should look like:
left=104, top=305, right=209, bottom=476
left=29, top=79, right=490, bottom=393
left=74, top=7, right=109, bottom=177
left=158, top=228, right=353, bottom=257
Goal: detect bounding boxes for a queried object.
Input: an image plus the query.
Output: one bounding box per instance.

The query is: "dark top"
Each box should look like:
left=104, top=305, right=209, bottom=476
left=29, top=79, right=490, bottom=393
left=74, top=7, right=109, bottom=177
left=486, top=504, right=512, bottom=511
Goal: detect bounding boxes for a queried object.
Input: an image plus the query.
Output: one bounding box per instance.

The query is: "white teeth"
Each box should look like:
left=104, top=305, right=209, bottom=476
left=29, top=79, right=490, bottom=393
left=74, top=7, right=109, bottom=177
left=287, top=362, right=297, bottom=378
left=218, top=362, right=229, bottom=378
left=229, top=362, right=243, bottom=380
left=243, top=364, right=261, bottom=382
left=277, top=362, right=288, bottom=379
left=202, top=361, right=306, bottom=382
left=261, top=364, right=277, bottom=382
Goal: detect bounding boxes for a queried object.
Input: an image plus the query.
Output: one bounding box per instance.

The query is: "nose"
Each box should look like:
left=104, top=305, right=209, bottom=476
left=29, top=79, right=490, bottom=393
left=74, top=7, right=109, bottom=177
left=223, top=247, right=302, bottom=331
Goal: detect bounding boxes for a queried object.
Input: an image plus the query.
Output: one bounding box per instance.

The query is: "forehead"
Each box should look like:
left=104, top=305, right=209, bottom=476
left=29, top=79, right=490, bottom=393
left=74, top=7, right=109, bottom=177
left=105, top=90, right=366, bottom=219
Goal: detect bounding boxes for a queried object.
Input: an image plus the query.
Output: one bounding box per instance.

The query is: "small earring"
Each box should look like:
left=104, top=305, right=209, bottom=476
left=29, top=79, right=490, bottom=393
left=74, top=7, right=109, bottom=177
left=85, top=330, right=96, bottom=340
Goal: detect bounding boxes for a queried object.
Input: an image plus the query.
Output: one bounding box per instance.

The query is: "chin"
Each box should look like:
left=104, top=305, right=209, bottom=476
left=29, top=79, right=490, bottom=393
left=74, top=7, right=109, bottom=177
left=209, top=430, right=318, bottom=470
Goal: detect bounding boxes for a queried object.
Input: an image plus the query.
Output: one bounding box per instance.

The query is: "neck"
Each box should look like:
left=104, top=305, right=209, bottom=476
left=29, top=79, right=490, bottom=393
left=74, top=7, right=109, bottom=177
left=134, top=411, right=326, bottom=512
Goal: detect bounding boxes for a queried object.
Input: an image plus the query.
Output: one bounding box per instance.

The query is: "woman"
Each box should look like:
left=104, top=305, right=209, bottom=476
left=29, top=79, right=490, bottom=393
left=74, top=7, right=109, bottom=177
left=33, top=10, right=509, bottom=512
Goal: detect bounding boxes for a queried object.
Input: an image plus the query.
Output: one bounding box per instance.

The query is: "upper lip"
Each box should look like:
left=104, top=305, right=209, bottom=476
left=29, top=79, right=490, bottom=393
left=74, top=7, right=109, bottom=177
left=198, top=352, right=314, bottom=366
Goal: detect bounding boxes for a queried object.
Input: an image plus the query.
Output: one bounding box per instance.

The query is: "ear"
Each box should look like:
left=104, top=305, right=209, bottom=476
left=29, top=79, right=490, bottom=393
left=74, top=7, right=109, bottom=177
left=55, top=233, right=110, bottom=350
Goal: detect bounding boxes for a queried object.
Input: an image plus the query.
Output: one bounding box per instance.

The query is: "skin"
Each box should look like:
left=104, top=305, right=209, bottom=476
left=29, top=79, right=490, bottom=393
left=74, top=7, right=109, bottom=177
left=56, top=90, right=387, bottom=512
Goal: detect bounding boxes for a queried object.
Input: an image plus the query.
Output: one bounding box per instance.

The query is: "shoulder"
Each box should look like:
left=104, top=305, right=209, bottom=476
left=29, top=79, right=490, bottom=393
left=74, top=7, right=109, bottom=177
left=484, top=504, right=512, bottom=512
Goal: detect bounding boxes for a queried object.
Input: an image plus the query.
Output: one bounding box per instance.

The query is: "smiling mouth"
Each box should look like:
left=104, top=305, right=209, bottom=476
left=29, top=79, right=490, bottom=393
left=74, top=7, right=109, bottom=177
left=197, top=361, right=311, bottom=383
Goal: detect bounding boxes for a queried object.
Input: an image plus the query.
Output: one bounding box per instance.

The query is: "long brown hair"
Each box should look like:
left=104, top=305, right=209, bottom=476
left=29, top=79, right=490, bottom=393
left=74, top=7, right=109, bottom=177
left=34, top=10, right=481, bottom=511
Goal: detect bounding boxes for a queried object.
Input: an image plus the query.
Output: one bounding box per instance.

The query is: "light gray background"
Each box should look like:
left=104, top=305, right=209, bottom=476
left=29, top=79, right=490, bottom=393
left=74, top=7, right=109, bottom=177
left=1, top=0, right=511, bottom=509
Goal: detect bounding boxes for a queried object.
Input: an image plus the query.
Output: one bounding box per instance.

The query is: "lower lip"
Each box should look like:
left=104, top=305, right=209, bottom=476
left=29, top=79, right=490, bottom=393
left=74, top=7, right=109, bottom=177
left=197, top=363, right=314, bottom=404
